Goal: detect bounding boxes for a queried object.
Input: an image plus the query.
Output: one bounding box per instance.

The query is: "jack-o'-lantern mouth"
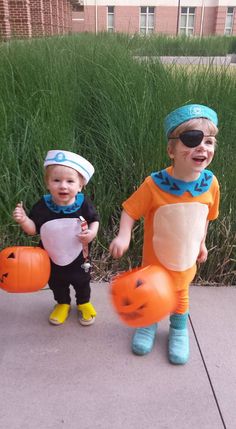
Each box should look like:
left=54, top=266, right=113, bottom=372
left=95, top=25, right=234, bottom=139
left=0, top=273, right=8, bottom=284
left=118, top=304, right=148, bottom=321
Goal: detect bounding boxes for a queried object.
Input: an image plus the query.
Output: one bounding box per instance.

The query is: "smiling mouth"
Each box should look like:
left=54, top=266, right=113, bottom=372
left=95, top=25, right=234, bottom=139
left=192, top=156, right=207, bottom=163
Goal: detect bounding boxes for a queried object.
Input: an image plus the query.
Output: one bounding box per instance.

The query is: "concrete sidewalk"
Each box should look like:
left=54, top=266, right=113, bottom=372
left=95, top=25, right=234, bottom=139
left=133, top=55, right=236, bottom=66
left=0, top=284, right=235, bottom=429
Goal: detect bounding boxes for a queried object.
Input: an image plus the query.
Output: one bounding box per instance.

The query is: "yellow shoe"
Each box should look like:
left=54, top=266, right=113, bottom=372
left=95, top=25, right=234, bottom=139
left=49, top=304, right=70, bottom=325
left=77, top=302, right=96, bottom=326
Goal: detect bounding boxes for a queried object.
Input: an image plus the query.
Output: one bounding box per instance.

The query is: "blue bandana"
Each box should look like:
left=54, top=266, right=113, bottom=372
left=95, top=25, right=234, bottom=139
left=43, top=193, right=85, bottom=213
left=164, top=104, right=218, bottom=137
left=151, top=169, right=213, bottom=197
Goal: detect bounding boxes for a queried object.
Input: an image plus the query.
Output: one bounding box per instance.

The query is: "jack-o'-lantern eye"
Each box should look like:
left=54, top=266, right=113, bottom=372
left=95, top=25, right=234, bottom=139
left=135, top=279, right=144, bottom=288
left=122, top=298, right=132, bottom=306
left=8, top=253, right=15, bottom=258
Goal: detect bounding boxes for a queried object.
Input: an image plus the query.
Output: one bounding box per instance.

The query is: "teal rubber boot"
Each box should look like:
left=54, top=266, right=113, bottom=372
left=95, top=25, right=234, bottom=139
left=132, top=323, right=157, bottom=355
left=168, top=327, right=189, bottom=364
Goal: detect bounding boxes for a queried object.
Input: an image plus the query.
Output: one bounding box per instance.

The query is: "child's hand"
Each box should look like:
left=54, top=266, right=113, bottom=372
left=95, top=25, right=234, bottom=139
left=13, top=202, right=27, bottom=225
left=109, top=237, right=129, bottom=259
left=197, top=242, right=208, bottom=263
left=77, top=229, right=94, bottom=245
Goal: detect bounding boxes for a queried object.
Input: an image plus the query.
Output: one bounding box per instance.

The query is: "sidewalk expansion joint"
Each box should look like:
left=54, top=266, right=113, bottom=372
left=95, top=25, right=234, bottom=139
left=188, top=314, right=227, bottom=429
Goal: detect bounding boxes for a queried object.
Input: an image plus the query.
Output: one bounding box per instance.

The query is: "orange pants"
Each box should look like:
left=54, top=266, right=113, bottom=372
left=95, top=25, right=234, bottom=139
left=167, top=264, right=197, bottom=314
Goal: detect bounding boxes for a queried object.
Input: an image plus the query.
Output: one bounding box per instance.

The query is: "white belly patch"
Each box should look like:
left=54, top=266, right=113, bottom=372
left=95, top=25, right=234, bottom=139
left=153, top=202, right=209, bottom=271
left=40, top=218, right=83, bottom=266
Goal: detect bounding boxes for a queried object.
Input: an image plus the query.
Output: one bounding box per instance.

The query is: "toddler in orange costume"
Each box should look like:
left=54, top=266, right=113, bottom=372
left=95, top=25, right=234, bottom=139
left=110, top=104, right=220, bottom=364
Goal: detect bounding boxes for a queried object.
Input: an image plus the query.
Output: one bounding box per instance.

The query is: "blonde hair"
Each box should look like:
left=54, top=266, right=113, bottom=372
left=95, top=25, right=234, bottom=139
left=169, top=118, right=218, bottom=140
left=44, top=165, right=85, bottom=186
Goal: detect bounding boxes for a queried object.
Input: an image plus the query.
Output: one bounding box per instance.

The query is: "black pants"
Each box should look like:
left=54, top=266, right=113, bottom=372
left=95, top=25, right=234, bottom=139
left=48, top=256, right=91, bottom=305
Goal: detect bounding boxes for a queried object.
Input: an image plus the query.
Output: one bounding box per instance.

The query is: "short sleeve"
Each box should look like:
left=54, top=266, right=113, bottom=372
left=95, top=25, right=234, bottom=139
left=81, top=196, right=99, bottom=224
left=29, top=199, right=45, bottom=234
left=122, top=177, right=153, bottom=221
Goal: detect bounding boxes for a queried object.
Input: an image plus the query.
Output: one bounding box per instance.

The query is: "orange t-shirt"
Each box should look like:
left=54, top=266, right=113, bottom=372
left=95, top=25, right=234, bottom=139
left=122, top=166, right=220, bottom=271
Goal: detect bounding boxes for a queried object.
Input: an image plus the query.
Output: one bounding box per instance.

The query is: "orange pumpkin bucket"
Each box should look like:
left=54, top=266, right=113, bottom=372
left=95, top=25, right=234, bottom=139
left=0, top=246, right=51, bottom=293
left=110, top=265, right=177, bottom=327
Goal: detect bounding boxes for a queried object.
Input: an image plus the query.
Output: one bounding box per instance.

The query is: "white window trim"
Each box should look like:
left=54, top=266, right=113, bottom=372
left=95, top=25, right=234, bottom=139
left=107, top=6, right=115, bottom=33
left=140, top=6, right=155, bottom=35
left=224, top=7, right=235, bottom=35
left=179, top=7, right=195, bottom=36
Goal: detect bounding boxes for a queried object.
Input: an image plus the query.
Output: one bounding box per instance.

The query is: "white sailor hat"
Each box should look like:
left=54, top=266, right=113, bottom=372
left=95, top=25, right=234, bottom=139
left=44, top=150, right=94, bottom=184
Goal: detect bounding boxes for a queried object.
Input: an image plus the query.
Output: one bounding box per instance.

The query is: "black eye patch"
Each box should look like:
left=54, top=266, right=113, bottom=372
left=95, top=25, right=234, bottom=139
left=170, top=130, right=214, bottom=148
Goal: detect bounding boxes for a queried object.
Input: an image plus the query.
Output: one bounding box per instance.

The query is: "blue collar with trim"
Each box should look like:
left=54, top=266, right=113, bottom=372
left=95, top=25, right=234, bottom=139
left=151, top=169, right=213, bottom=196
left=43, top=193, right=84, bottom=214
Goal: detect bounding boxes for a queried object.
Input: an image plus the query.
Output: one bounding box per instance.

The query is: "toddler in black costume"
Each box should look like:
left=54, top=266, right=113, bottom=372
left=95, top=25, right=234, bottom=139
left=13, top=150, right=99, bottom=326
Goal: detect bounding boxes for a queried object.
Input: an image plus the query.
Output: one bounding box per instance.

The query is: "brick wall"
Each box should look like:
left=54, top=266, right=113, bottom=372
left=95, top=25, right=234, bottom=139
left=43, top=0, right=52, bottom=36
left=71, top=4, right=234, bottom=37
left=156, top=7, right=179, bottom=36
left=0, top=0, right=11, bottom=39
left=30, top=0, right=44, bottom=37
left=8, top=0, right=32, bottom=38
left=215, top=6, right=236, bottom=35
left=112, top=6, right=139, bottom=34
left=1, top=1, right=235, bottom=40
left=0, top=0, right=73, bottom=40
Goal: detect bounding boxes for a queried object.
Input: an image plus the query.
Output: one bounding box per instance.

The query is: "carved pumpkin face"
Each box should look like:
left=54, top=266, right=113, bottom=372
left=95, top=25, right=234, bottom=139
left=110, top=265, right=177, bottom=327
left=0, top=246, right=50, bottom=293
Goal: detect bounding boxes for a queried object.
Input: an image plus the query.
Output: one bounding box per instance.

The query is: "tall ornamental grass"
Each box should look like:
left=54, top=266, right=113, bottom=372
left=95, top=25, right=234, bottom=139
left=0, top=33, right=235, bottom=284
left=127, top=33, right=236, bottom=56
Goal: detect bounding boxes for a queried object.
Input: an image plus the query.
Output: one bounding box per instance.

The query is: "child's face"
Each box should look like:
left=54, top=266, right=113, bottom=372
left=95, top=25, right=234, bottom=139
left=46, top=165, right=84, bottom=206
left=167, top=120, right=217, bottom=180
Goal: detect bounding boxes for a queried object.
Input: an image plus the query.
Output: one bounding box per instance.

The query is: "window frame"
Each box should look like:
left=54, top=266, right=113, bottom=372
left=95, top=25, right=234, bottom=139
left=224, top=7, right=235, bottom=35
left=71, top=2, right=84, bottom=12
left=140, top=6, right=155, bottom=35
left=107, top=6, right=115, bottom=33
left=179, top=6, right=196, bottom=36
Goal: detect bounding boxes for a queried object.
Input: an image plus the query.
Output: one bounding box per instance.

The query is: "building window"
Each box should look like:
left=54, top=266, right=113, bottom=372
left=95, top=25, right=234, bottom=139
left=140, top=7, right=155, bottom=35
left=107, top=6, right=114, bottom=33
left=180, top=7, right=195, bottom=36
left=224, top=7, right=234, bottom=35
left=71, top=1, right=84, bottom=12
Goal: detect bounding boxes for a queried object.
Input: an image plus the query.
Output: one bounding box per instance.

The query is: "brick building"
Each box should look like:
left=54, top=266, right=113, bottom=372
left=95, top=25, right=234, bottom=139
left=72, top=0, right=236, bottom=36
left=1, top=0, right=236, bottom=40
left=0, top=0, right=74, bottom=40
